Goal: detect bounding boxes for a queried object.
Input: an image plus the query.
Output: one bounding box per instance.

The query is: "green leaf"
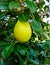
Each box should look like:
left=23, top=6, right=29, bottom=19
left=5, top=55, right=14, bottom=65
left=26, top=48, right=37, bottom=60
left=14, top=50, right=21, bottom=60
left=40, top=51, right=46, bottom=57
left=34, top=42, right=44, bottom=51
left=0, top=12, right=6, bottom=20
left=0, top=1, right=9, bottom=10
left=26, top=0, right=38, bottom=13
left=0, top=41, right=10, bottom=49
left=7, top=20, right=16, bottom=28
left=15, top=45, right=27, bottom=55
left=14, top=50, right=24, bottom=65
left=19, top=10, right=30, bottom=22
left=41, top=42, right=46, bottom=49
left=9, top=1, right=20, bottom=10
left=2, top=43, right=14, bottom=60
left=20, top=59, right=24, bottom=65
left=0, top=58, right=5, bottom=65
left=29, top=59, right=39, bottom=65
left=29, top=48, right=37, bottom=57
left=31, top=19, right=42, bottom=33
left=45, top=40, right=50, bottom=47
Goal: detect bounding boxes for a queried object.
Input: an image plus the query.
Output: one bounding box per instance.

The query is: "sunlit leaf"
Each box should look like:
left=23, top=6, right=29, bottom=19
left=2, top=43, right=14, bottom=60
left=31, top=19, right=42, bottom=33
left=26, top=0, right=38, bottom=13
left=9, top=1, right=20, bottom=10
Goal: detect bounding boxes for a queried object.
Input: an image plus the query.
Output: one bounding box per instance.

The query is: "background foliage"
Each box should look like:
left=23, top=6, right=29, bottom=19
left=0, top=0, right=50, bottom=65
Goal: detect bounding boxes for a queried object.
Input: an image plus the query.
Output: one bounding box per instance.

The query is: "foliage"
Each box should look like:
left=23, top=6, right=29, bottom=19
left=0, top=0, right=50, bottom=65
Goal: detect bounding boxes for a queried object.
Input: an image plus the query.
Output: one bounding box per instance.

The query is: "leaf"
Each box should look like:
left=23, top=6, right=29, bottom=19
left=20, top=59, right=24, bottom=65
left=15, top=45, right=27, bottom=55
left=45, top=40, right=50, bottom=51
left=0, top=58, right=5, bottom=65
left=0, top=41, right=10, bottom=49
left=26, top=0, right=38, bottom=13
left=0, top=12, right=6, bottom=20
left=19, top=10, right=30, bottom=22
left=29, top=48, right=37, bottom=57
left=34, top=42, right=44, bottom=51
left=45, top=40, right=50, bottom=47
left=0, top=1, right=9, bottom=10
left=40, top=51, right=46, bottom=57
left=9, top=1, right=20, bottom=10
left=2, top=43, right=14, bottom=60
left=26, top=48, right=37, bottom=60
left=41, top=42, right=46, bottom=49
left=29, top=59, right=39, bottom=65
left=14, top=50, right=21, bottom=60
left=14, top=50, right=24, bottom=65
left=5, top=55, right=15, bottom=65
left=31, top=19, right=42, bottom=33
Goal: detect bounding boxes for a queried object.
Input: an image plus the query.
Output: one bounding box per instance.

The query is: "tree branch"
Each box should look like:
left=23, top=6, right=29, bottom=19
left=19, top=0, right=24, bottom=12
left=39, top=10, right=50, bottom=16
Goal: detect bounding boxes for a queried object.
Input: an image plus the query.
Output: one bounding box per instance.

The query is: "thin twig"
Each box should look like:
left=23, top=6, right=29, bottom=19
left=39, top=10, right=50, bottom=16
left=19, top=0, right=24, bottom=12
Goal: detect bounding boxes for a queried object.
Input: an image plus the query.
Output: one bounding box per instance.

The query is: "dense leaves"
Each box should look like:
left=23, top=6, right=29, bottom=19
left=0, top=0, right=50, bottom=65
